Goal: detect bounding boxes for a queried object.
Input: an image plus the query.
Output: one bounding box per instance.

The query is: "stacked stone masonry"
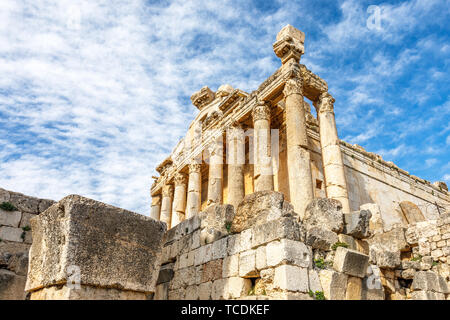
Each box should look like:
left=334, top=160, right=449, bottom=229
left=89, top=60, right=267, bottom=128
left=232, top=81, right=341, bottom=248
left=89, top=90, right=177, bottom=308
left=0, top=187, right=54, bottom=300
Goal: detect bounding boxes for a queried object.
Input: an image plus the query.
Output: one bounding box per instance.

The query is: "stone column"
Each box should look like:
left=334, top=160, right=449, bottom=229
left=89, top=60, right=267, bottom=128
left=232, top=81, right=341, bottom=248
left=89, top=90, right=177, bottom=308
left=186, top=163, right=202, bottom=218
left=171, top=173, right=187, bottom=227
left=252, top=101, right=274, bottom=192
left=207, top=136, right=223, bottom=205
left=284, top=76, right=314, bottom=219
left=160, top=183, right=174, bottom=228
left=316, top=92, right=350, bottom=213
left=227, top=125, right=245, bottom=208
left=150, top=194, right=161, bottom=220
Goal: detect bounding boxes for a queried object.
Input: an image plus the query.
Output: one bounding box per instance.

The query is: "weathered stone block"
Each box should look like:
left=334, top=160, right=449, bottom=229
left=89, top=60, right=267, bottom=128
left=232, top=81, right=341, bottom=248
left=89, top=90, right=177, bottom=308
left=0, top=269, right=27, bottom=300
left=202, top=259, right=223, bottom=283
left=333, top=247, right=369, bottom=278
left=240, top=228, right=252, bottom=252
left=345, top=276, right=362, bottom=300
left=199, top=204, right=234, bottom=237
left=231, top=191, right=296, bottom=233
left=9, top=192, right=40, bottom=214
left=304, top=198, right=344, bottom=233
left=222, top=254, right=239, bottom=278
left=194, top=243, right=212, bottom=266
left=0, top=209, right=22, bottom=228
left=251, top=217, right=304, bottom=248
left=185, top=284, right=199, bottom=300
left=411, top=271, right=440, bottom=292
left=305, top=227, right=338, bottom=251
left=255, top=245, right=267, bottom=270
left=211, top=278, right=227, bottom=300
left=0, top=226, right=23, bottom=242
left=343, top=210, right=371, bottom=239
left=319, top=269, right=347, bottom=300
left=369, top=246, right=401, bottom=269
left=360, top=203, right=383, bottom=235
left=308, top=269, right=322, bottom=293
left=25, top=195, right=166, bottom=297
left=225, top=277, right=252, bottom=299
left=266, top=239, right=311, bottom=268
left=212, top=237, right=227, bottom=260
left=273, top=265, right=309, bottom=293
left=239, top=250, right=257, bottom=278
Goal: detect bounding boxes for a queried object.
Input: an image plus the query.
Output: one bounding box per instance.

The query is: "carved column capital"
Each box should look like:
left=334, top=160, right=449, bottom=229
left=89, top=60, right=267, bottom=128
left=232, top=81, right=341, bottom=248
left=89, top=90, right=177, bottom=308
left=227, top=124, right=245, bottom=143
left=283, top=77, right=303, bottom=98
left=252, top=101, right=271, bottom=122
left=162, top=183, right=174, bottom=197
left=273, top=25, right=305, bottom=65
left=174, top=173, right=188, bottom=186
left=317, top=92, right=335, bottom=114
left=188, top=163, right=202, bottom=173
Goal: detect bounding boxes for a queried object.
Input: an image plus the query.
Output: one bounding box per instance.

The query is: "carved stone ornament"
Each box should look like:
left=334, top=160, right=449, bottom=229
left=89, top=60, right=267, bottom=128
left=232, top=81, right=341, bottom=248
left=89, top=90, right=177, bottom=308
left=283, top=77, right=303, bottom=98
left=174, top=173, right=188, bottom=186
left=317, top=92, right=335, bottom=114
left=162, top=184, right=174, bottom=197
left=188, top=163, right=202, bottom=173
left=191, top=86, right=215, bottom=110
left=252, top=101, right=271, bottom=122
left=273, top=25, right=305, bottom=64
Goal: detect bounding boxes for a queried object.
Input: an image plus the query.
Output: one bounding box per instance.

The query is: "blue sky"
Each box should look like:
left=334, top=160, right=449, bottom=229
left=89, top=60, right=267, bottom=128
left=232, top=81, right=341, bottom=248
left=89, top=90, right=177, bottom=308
left=0, top=0, right=449, bottom=215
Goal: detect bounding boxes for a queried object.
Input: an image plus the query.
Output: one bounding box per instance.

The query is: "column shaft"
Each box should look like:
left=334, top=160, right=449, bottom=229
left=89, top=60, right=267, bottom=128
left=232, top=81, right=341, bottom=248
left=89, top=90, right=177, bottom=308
left=186, top=163, right=202, bottom=218
left=171, top=173, right=187, bottom=227
left=284, top=77, right=314, bottom=219
left=160, top=184, right=174, bottom=228
left=317, top=92, right=351, bottom=213
left=252, top=102, right=274, bottom=192
left=227, top=126, right=245, bottom=208
left=150, top=194, right=161, bottom=220
left=207, top=137, right=223, bottom=205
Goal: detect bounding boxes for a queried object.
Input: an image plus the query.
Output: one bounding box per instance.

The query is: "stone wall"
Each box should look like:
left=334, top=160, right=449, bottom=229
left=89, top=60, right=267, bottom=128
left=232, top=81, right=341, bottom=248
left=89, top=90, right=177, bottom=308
left=0, top=187, right=54, bottom=300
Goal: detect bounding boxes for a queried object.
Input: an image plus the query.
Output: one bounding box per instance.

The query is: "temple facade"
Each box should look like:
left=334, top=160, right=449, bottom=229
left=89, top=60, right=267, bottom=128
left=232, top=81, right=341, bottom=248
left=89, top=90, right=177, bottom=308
left=149, top=25, right=449, bottom=231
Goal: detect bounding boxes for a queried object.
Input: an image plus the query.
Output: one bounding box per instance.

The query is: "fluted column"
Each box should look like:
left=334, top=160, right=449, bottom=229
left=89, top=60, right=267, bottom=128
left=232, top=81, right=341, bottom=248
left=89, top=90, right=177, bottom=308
left=284, top=76, right=314, bottom=219
left=150, top=194, right=161, bottom=220
left=171, top=173, right=187, bottom=227
left=316, top=92, right=351, bottom=213
left=252, top=101, right=274, bottom=192
left=227, top=125, right=245, bottom=208
left=160, top=183, right=174, bottom=228
left=186, top=163, right=202, bottom=218
left=207, top=136, right=223, bottom=205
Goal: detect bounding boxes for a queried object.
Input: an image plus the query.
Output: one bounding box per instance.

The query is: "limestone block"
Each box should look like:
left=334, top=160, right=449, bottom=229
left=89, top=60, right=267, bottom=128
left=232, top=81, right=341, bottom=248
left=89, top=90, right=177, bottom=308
left=212, top=237, right=227, bottom=260
left=338, top=234, right=357, bottom=250
left=273, top=265, right=309, bottom=293
left=200, top=227, right=224, bottom=245
left=239, top=250, right=257, bottom=278
left=401, top=269, right=416, bottom=279
left=411, top=290, right=445, bottom=300
left=222, top=254, right=239, bottom=278
left=231, top=191, right=295, bottom=233
left=199, top=204, right=234, bottom=238
left=202, top=259, right=223, bottom=283
left=225, top=277, right=252, bottom=299
left=38, top=199, right=55, bottom=214
left=333, top=247, right=369, bottom=278
left=318, top=269, right=347, bottom=300
left=303, top=198, right=344, bottom=233
left=343, top=210, right=372, bottom=239
left=0, top=209, right=22, bottom=228
left=368, top=226, right=408, bottom=253
left=411, top=271, right=441, bottom=292
left=345, top=276, right=362, bottom=300
left=305, top=226, right=339, bottom=251
left=0, top=269, right=27, bottom=300
left=360, top=203, right=383, bottom=235
left=6, top=251, right=29, bottom=276
left=0, top=188, right=10, bottom=203
left=266, top=239, right=311, bottom=268
left=240, top=228, right=252, bottom=252
left=308, top=269, right=322, bottom=293
left=0, top=226, right=23, bottom=242
left=227, top=233, right=241, bottom=256
left=9, top=192, right=40, bottom=214
left=415, top=220, right=439, bottom=238
left=19, top=212, right=35, bottom=229
left=25, top=195, right=167, bottom=296
left=255, top=245, right=267, bottom=270
left=251, top=217, right=304, bottom=248
left=194, top=243, right=212, bottom=266
left=369, top=246, right=401, bottom=269
left=179, top=251, right=194, bottom=269
left=211, top=278, right=227, bottom=300
left=185, top=284, right=199, bottom=300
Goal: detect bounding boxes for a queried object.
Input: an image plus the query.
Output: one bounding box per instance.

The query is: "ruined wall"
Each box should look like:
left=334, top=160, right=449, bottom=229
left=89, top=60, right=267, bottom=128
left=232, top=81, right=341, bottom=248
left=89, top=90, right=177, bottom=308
left=0, top=187, right=54, bottom=300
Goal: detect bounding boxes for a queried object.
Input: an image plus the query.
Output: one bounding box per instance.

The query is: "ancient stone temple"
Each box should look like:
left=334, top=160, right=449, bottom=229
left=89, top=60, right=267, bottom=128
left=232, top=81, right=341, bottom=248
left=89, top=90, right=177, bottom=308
left=1, top=25, right=449, bottom=301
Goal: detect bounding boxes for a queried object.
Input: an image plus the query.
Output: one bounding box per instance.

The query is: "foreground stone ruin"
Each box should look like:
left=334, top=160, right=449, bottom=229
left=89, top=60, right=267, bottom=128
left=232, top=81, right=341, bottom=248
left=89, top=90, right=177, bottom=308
left=0, top=24, right=448, bottom=300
